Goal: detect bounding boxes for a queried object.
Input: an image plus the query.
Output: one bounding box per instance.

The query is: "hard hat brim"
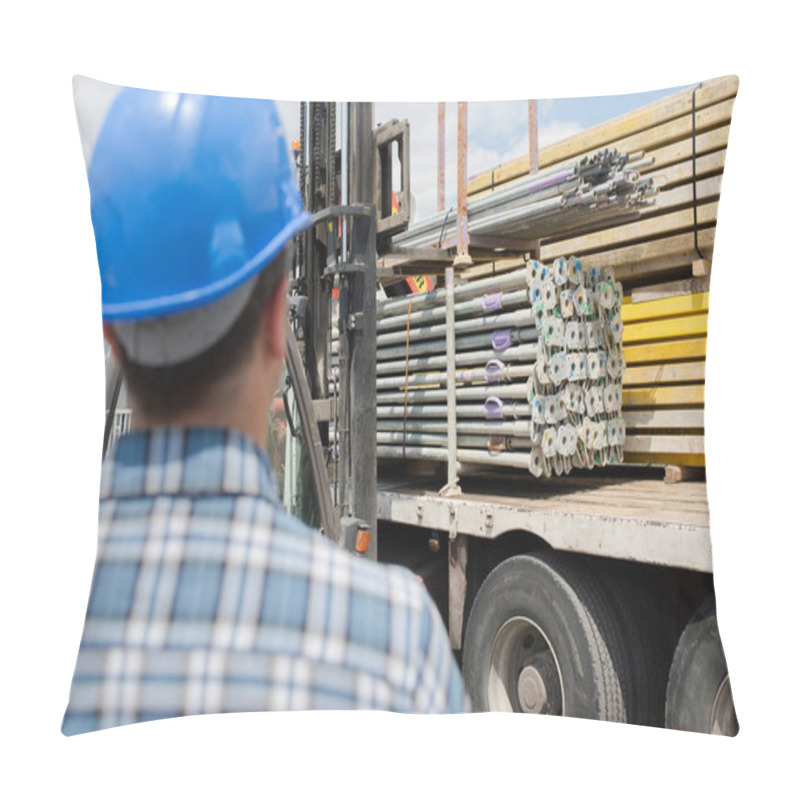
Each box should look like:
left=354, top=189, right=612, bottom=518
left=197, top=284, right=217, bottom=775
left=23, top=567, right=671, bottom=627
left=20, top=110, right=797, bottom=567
left=101, top=210, right=313, bottom=322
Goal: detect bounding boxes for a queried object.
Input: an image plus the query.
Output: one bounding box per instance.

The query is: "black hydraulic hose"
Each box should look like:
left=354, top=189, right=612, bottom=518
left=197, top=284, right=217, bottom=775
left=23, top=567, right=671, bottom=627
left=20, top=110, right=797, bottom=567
left=285, top=326, right=341, bottom=544
left=103, top=365, right=123, bottom=458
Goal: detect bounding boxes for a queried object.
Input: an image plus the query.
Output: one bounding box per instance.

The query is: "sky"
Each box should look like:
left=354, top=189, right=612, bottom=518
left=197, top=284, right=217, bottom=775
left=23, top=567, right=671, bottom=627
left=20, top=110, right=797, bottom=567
left=276, top=83, right=690, bottom=223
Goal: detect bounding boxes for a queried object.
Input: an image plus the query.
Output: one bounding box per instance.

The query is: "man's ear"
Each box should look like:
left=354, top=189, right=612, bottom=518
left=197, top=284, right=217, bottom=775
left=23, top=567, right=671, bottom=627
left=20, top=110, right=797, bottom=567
left=102, top=323, right=122, bottom=360
left=260, top=274, right=290, bottom=362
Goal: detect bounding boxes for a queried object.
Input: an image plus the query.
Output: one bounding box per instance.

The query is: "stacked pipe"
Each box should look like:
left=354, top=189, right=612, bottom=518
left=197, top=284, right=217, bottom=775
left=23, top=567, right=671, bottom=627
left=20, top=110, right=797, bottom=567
left=375, top=258, right=626, bottom=476
left=392, top=149, right=656, bottom=249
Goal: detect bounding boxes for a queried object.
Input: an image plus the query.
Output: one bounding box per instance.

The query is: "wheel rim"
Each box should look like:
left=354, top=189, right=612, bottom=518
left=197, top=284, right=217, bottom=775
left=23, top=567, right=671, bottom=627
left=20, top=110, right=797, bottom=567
left=710, top=674, right=739, bottom=736
left=487, top=616, right=564, bottom=714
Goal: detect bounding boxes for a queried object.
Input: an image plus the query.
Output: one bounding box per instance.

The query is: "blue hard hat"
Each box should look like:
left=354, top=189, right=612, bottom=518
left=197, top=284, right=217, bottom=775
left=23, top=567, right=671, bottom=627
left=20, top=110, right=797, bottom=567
left=76, top=77, right=311, bottom=322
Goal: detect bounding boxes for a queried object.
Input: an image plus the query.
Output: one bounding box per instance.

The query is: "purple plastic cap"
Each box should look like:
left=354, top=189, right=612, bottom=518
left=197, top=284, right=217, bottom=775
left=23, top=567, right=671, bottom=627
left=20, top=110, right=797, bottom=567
left=484, top=397, right=504, bottom=420
left=482, top=292, right=504, bottom=313
left=491, top=329, right=513, bottom=352
left=484, top=359, right=505, bottom=384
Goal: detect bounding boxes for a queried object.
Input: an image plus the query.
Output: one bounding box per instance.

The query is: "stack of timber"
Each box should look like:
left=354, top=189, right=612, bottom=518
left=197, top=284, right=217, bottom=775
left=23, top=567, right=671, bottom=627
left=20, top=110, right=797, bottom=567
left=374, top=258, right=626, bottom=477
left=456, top=75, right=737, bottom=468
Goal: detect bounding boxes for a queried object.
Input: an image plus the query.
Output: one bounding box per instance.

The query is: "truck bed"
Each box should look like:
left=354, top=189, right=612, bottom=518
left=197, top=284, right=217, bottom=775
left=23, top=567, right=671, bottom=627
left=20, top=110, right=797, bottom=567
left=376, top=465, right=712, bottom=572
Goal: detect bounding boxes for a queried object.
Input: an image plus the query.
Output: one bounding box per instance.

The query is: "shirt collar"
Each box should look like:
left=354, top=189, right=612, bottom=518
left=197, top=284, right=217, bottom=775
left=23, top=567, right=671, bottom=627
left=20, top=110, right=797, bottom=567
left=100, top=426, right=281, bottom=504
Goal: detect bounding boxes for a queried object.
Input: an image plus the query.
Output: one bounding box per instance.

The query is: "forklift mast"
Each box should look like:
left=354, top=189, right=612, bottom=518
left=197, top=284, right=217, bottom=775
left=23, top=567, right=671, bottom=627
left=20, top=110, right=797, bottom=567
left=292, top=102, right=381, bottom=558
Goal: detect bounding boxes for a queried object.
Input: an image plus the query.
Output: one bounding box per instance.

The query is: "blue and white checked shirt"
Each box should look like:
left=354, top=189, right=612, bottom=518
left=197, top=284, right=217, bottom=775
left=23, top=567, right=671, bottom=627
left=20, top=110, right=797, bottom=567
left=62, top=426, right=470, bottom=734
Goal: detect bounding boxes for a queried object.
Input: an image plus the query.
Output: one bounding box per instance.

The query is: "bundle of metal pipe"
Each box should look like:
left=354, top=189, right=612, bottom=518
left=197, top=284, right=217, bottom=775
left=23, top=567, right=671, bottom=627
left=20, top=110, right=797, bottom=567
left=376, top=257, right=626, bottom=477
left=392, top=149, right=655, bottom=249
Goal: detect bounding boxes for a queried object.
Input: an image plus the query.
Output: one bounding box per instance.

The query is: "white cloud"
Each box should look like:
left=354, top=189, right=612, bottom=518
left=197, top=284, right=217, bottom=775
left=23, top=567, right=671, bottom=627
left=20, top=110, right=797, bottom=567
left=538, top=119, right=584, bottom=147
left=277, top=101, right=588, bottom=226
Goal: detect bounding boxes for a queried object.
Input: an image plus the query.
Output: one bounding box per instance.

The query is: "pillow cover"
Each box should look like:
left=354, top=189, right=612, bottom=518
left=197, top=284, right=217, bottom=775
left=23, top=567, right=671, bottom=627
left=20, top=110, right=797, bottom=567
left=62, top=75, right=738, bottom=736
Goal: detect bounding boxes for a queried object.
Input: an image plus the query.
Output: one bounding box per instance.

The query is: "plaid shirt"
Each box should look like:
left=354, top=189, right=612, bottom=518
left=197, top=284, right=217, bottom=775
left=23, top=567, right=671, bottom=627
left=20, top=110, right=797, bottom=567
left=62, top=426, right=470, bottom=734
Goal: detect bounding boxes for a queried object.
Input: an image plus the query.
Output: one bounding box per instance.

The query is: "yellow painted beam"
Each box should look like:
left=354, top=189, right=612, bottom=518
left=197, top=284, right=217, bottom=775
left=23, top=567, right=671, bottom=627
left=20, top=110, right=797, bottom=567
left=624, top=338, right=707, bottom=364
left=624, top=451, right=706, bottom=468
left=621, top=292, right=710, bottom=323
left=622, top=313, right=708, bottom=343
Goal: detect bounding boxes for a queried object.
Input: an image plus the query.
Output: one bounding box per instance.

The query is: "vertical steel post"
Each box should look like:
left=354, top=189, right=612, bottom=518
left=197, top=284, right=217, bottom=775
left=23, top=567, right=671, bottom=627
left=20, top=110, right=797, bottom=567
left=528, top=99, right=541, bottom=261
left=437, top=102, right=446, bottom=214
left=348, top=102, right=378, bottom=559
left=454, top=102, right=472, bottom=267
left=528, top=99, right=539, bottom=175
left=442, top=102, right=468, bottom=495
left=443, top=265, right=459, bottom=494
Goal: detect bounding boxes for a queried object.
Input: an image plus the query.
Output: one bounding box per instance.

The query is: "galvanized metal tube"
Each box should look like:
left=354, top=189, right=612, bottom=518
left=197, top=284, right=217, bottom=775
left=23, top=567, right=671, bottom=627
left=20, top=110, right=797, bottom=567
left=377, top=381, right=529, bottom=405
left=377, top=431, right=533, bottom=451
left=376, top=326, right=538, bottom=362
left=376, top=307, right=535, bottom=347
left=377, top=419, right=531, bottom=437
left=376, top=289, right=530, bottom=333
left=377, top=269, right=529, bottom=317
left=392, top=149, right=656, bottom=251
left=377, top=402, right=531, bottom=419
left=445, top=265, right=458, bottom=487
left=375, top=343, right=540, bottom=376
left=397, top=191, right=571, bottom=249
left=391, top=159, right=581, bottom=244
left=375, top=362, right=533, bottom=391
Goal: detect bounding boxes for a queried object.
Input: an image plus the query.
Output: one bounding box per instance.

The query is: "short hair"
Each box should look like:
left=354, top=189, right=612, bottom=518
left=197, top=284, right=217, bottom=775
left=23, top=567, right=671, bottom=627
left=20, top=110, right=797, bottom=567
left=117, top=248, right=291, bottom=418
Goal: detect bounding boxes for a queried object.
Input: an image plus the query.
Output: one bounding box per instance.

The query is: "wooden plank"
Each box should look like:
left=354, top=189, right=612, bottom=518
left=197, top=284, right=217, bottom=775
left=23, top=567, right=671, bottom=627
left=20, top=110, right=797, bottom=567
left=461, top=226, right=715, bottom=282
left=624, top=435, right=705, bottom=455
left=471, top=98, right=736, bottom=199
left=645, top=150, right=727, bottom=189
left=639, top=125, right=731, bottom=175
left=630, top=277, right=711, bottom=303
left=468, top=77, right=738, bottom=193
left=693, top=259, right=712, bottom=277
left=612, top=229, right=715, bottom=281
left=541, top=202, right=719, bottom=262
left=621, top=292, right=709, bottom=323
left=540, top=177, right=721, bottom=263
left=623, top=409, right=705, bottom=428
left=551, top=227, right=716, bottom=280
left=624, top=337, right=707, bottom=364
left=664, top=465, right=706, bottom=484
left=622, top=313, right=708, bottom=343
left=624, top=362, right=706, bottom=385
left=624, top=451, right=706, bottom=468
left=623, top=385, right=705, bottom=406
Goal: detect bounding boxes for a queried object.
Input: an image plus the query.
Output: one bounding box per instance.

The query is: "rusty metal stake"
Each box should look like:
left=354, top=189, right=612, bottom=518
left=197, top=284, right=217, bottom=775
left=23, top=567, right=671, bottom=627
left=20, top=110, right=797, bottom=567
left=438, top=102, right=446, bottom=214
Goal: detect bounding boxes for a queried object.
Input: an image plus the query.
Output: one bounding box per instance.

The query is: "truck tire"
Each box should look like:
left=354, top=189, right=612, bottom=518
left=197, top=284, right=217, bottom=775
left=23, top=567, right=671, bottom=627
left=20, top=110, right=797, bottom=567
left=590, top=561, right=681, bottom=728
left=665, top=594, right=739, bottom=736
left=462, top=551, right=628, bottom=722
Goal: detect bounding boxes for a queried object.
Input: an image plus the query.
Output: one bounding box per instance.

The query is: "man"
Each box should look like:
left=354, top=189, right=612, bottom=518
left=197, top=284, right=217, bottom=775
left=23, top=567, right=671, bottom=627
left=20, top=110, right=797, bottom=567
left=62, top=77, right=470, bottom=735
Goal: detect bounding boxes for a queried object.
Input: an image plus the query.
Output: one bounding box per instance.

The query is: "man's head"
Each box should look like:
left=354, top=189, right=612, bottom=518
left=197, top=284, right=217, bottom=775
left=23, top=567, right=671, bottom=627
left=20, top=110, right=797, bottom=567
left=75, top=77, right=311, bottom=437
left=105, top=245, right=291, bottom=421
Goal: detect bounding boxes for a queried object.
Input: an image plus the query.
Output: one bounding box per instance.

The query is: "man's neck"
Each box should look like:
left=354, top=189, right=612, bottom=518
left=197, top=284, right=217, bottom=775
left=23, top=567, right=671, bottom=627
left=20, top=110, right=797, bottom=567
left=131, top=367, right=273, bottom=449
